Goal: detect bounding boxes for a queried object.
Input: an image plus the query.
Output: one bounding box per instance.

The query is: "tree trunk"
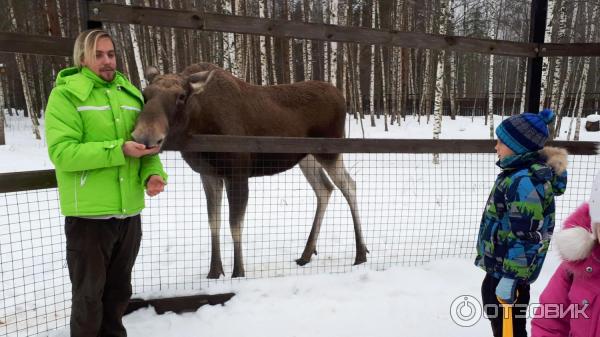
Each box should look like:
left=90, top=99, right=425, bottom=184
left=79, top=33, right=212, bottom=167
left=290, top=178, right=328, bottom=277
left=433, top=0, right=452, bottom=164
left=379, top=46, right=388, bottom=132
left=519, top=58, right=527, bottom=114
left=359, top=1, right=373, bottom=118
left=291, top=0, right=305, bottom=82
left=449, top=51, right=457, bottom=119
left=419, top=49, right=431, bottom=123
left=273, top=0, right=290, bottom=84
left=565, top=59, right=581, bottom=140
left=261, top=0, right=274, bottom=84
left=511, top=57, right=522, bottom=115
left=574, top=3, right=595, bottom=140
left=45, top=0, right=68, bottom=69
left=124, top=0, right=145, bottom=88
left=551, top=0, right=572, bottom=136
left=9, top=0, right=41, bottom=140
left=0, top=71, right=5, bottom=145
left=311, top=0, right=324, bottom=81
left=168, top=0, right=178, bottom=72
left=378, top=0, right=393, bottom=123
left=149, top=0, right=165, bottom=72
left=335, top=0, right=345, bottom=93
left=487, top=0, right=503, bottom=137
left=539, top=0, right=558, bottom=109
left=328, top=0, right=338, bottom=86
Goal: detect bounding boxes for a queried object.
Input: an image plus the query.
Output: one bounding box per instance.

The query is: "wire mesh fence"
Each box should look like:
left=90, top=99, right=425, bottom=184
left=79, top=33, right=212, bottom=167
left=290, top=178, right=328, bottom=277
left=1, top=150, right=599, bottom=336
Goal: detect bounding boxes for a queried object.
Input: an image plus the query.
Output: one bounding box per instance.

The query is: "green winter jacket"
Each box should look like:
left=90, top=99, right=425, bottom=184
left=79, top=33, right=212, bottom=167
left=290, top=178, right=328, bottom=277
left=45, top=67, right=167, bottom=216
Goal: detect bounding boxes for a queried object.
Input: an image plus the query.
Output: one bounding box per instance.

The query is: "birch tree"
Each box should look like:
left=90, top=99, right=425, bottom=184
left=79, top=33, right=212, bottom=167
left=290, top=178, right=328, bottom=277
left=329, top=0, right=338, bottom=87
left=0, top=68, right=5, bottom=145
left=8, top=1, right=41, bottom=140
left=359, top=1, right=373, bottom=119
left=573, top=3, right=596, bottom=140
left=168, top=0, right=177, bottom=72
left=539, top=0, right=558, bottom=109
left=222, top=1, right=237, bottom=74
left=432, top=0, right=452, bottom=164
left=519, top=58, right=527, bottom=113
left=311, top=0, right=324, bottom=81
left=566, top=59, right=582, bottom=140
left=487, top=0, right=503, bottom=138
left=554, top=2, right=579, bottom=137
left=124, top=0, right=145, bottom=88
left=448, top=54, right=457, bottom=119
left=418, top=51, right=431, bottom=123
left=550, top=1, right=569, bottom=119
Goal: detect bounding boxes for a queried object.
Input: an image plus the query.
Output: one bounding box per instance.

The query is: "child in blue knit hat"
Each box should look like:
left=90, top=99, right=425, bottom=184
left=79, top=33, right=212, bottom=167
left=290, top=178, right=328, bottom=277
left=475, top=109, right=568, bottom=337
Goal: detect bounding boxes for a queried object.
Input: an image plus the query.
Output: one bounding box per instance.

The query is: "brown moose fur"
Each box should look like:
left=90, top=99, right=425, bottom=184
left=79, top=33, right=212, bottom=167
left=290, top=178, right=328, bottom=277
left=134, top=63, right=368, bottom=279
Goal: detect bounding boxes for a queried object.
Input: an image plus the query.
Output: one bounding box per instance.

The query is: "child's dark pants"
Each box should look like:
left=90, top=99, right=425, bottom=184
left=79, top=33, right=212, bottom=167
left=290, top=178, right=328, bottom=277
left=481, top=273, right=531, bottom=337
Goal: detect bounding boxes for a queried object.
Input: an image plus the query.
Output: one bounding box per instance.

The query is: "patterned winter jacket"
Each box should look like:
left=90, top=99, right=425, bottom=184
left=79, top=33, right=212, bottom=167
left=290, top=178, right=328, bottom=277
left=475, top=147, right=568, bottom=284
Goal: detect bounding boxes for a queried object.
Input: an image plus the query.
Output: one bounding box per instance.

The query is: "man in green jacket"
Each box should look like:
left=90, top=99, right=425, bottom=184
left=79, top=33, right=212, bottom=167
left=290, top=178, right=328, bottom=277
left=45, top=29, right=167, bottom=337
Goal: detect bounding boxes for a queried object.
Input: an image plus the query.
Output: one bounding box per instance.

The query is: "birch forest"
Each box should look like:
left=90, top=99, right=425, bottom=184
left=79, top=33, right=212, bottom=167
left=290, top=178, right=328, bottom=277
left=0, top=0, right=599, bottom=141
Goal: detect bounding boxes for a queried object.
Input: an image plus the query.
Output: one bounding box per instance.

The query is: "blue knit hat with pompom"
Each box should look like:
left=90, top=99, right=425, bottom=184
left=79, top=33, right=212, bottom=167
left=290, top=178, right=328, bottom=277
left=495, top=109, right=555, bottom=154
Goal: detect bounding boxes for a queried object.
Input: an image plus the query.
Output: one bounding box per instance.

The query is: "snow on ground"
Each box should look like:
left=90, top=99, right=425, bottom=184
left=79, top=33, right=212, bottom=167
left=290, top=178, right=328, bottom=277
left=1, top=112, right=599, bottom=337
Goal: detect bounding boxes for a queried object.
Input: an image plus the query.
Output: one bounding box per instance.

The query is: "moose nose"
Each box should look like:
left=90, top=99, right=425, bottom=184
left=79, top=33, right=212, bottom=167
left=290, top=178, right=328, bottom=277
left=132, top=134, right=150, bottom=148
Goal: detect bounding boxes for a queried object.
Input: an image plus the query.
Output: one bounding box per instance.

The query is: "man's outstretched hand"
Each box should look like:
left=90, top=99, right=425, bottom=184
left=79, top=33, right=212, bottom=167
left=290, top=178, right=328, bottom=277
left=146, top=175, right=166, bottom=197
left=123, top=141, right=160, bottom=158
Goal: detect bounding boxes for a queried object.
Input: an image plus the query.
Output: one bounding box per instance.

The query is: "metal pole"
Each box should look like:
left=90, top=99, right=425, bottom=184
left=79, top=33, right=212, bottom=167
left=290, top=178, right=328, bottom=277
left=524, top=0, right=548, bottom=113
left=80, top=0, right=102, bottom=30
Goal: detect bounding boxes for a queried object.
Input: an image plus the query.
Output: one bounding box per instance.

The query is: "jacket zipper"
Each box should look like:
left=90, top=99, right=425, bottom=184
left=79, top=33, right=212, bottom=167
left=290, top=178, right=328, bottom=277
left=80, top=171, right=88, bottom=187
left=74, top=174, right=79, bottom=215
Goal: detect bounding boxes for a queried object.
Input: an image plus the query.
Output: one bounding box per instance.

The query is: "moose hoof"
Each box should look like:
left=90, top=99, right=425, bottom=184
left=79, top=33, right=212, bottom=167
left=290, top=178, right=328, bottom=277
left=296, top=248, right=317, bottom=266
left=353, top=248, right=369, bottom=265
left=232, top=269, right=245, bottom=278
left=295, top=257, right=311, bottom=266
left=207, top=272, right=223, bottom=279
left=207, top=268, right=225, bottom=279
left=353, top=256, right=367, bottom=265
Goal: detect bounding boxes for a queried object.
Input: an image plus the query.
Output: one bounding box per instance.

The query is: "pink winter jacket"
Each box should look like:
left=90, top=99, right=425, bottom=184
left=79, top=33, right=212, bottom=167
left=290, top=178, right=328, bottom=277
left=531, top=203, right=600, bottom=337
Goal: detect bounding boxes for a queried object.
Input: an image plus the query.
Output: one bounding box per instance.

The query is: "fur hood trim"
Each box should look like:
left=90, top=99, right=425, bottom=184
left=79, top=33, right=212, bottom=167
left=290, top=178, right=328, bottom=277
left=539, top=146, right=568, bottom=175
left=554, top=226, right=596, bottom=261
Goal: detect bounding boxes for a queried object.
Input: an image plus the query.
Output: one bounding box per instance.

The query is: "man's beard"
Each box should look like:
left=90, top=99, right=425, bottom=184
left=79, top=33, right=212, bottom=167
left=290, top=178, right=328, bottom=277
left=100, top=68, right=115, bottom=81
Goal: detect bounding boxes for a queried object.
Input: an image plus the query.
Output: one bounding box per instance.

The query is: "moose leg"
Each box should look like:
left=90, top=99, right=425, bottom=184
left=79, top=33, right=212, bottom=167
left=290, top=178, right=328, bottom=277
left=201, top=174, right=225, bottom=279
left=224, top=176, right=249, bottom=278
left=318, top=154, right=369, bottom=265
left=296, top=155, right=334, bottom=266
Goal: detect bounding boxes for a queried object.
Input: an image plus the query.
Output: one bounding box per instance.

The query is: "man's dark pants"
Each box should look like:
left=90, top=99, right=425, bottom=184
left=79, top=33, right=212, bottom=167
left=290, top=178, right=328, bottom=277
left=65, top=215, right=141, bottom=337
left=481, top=273, right=531, bottom=337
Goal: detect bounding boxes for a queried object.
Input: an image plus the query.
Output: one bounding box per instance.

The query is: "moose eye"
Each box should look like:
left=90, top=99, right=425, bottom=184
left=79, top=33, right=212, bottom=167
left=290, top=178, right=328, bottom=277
left=177, top=94, right=186, bottom=101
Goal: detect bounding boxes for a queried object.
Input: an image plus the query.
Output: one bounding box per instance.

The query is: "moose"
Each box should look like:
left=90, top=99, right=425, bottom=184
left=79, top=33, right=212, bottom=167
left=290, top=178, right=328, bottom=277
left=132, top=63, right=368, bottom=278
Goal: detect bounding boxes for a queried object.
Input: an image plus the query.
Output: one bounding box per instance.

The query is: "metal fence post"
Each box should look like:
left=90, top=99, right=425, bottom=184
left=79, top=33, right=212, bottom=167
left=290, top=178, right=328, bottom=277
left=80, top=0, right=102, bottom=30
left=524, top=0, right=548, bottom=113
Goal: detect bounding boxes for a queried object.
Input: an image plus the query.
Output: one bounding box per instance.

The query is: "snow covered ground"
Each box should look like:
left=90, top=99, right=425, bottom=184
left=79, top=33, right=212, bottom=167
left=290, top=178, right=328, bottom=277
left=1, top=112, right=599, bottom=337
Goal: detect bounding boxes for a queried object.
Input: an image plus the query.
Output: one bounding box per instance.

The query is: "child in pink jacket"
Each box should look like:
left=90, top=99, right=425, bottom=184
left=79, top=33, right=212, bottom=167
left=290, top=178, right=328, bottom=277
left=531, top=172, right=600, bottom=337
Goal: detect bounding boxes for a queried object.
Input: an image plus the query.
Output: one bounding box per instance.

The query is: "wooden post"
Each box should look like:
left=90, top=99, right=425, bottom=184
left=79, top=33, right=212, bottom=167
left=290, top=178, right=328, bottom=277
left=524, top=0, right=548, bottom=113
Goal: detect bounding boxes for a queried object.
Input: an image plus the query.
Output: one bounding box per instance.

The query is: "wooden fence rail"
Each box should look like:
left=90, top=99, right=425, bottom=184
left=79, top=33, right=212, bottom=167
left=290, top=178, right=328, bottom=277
left=1, top=136, right=597, bottom=193
left=1, top=3, right=599, bottom=58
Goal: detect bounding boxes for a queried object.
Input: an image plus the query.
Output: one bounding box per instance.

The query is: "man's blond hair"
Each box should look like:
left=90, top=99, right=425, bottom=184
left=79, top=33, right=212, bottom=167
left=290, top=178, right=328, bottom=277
left=73, top=29, right=114, bottom=67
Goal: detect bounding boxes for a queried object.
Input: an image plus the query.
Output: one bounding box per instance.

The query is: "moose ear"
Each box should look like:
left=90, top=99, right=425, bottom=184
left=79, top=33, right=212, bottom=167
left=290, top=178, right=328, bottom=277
left=187, top=70, right=216, bottom=94
left=144, top=66, right=160, bottom=84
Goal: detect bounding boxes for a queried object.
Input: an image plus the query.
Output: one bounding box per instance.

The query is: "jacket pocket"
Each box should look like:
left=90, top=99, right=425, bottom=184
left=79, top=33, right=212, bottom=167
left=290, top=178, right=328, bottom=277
left=567, top=286, right=597, bottom=337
